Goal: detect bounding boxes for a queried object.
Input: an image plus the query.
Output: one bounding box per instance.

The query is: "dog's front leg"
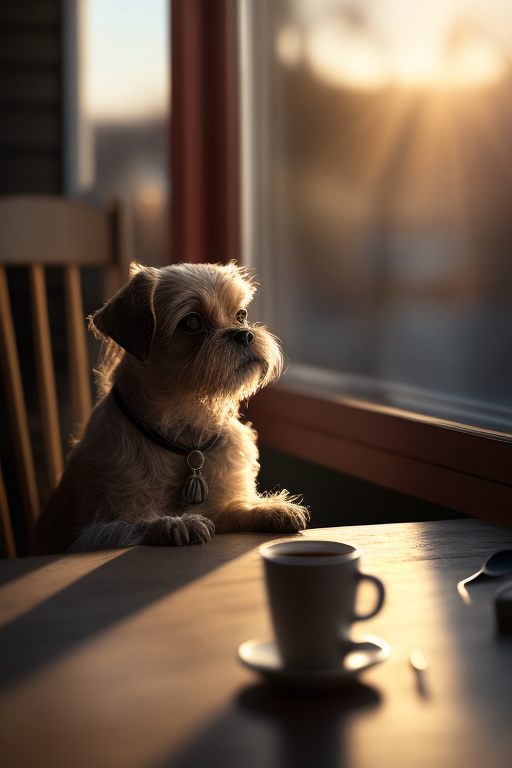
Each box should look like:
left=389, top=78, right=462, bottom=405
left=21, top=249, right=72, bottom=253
left=213, top=491, right=309, bottom=534
left=67, top=513, right=215, bottom=552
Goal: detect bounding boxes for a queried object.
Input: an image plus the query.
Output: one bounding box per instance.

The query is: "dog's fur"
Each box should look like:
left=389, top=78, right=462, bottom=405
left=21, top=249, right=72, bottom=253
left=35, top=262, right=308, bottom=554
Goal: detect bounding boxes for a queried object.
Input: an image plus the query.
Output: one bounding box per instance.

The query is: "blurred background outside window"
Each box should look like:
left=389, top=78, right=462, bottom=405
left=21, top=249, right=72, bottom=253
left=65, top=0, right=169, bottom=267
left=241, top=0, right=512, bottom=435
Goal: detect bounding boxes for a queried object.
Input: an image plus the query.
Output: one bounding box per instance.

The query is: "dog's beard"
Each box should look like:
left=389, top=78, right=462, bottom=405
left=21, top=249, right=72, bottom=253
left=197, top=328, right=282, bottom=398
left=163, top=325, right=283, bottom=407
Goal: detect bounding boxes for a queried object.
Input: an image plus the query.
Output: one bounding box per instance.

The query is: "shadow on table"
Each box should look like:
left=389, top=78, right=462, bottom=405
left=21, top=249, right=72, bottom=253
left=0, top=534, right=272, bottom=692
left=159, top=681, right=381, bottom=768
left=0, top=556, right=57, bottom=586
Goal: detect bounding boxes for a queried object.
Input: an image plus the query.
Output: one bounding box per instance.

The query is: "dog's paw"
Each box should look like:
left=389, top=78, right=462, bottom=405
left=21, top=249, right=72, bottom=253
left=247, top=494, right=309, bottom=533
left=140, top=513, right=215, bottom=546
left=212, top=492, right=309, bottom=534
left=181, top=513, right=216, bottom=543
left=259, top=503, right=309, bottom=532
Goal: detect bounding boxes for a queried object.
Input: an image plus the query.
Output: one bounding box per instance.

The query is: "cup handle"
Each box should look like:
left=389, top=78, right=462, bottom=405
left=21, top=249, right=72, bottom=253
left=353, top=573, right=385, bottom=621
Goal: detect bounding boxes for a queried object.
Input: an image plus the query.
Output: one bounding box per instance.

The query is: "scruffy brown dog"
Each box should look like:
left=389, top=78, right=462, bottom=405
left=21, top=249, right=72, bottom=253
left=35, top=261, right=308, bottom=554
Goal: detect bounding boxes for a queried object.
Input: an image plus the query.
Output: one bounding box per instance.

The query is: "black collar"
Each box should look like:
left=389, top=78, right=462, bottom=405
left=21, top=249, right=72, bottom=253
left=111, top=385, right=222, bottom=456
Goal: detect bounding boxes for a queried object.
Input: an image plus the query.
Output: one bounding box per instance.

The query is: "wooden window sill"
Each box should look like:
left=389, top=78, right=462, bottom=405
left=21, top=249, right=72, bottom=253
left=247, top=382, right=512, bottom=528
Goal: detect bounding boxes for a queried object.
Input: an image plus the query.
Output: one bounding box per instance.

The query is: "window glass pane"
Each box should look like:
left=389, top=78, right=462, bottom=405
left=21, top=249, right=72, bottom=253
left=244, top=0, right=512, bottom=434
left=67, top=0, right=169, bottom=266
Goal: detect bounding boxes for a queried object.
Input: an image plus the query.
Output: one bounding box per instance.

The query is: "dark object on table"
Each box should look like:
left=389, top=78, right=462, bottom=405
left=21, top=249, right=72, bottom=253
left=495, top=581, right=512, bottom=634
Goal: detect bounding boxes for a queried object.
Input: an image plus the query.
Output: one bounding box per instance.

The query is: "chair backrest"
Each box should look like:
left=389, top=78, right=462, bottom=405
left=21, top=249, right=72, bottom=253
left=0, top=195, right=134, bottom=556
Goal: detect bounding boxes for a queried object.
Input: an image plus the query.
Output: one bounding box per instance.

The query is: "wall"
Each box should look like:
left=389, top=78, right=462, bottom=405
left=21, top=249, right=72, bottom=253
left=0, top=1, right=64, bottom=554
left=0, top=1, right=63, bottom=194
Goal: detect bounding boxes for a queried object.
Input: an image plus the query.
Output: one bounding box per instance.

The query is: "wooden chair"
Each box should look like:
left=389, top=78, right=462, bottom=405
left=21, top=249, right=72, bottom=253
left=0, top=195, right=134, bottom=557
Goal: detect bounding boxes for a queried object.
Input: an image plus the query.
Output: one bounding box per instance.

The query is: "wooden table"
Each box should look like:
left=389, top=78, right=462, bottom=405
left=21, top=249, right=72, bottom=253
left=1, top=518, right=512, bottom=768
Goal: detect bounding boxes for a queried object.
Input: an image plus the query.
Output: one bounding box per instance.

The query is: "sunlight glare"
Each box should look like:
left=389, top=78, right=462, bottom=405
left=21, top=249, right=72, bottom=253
left=393, top=47, right=441, bottom=86
left=305, top=9, right=508, bottom=91
left=306, top=21, right=391, bottom=91
left=445, top=37, right=505, bottom=88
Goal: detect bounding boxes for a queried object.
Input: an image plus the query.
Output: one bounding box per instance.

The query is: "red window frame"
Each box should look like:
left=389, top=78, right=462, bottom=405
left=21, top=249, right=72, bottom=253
left=170, top=0, right=239, bottom=265
left=170, top=0, right=512, bottom=527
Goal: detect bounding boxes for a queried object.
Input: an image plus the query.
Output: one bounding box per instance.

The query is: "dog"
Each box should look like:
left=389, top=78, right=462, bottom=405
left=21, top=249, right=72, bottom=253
left=35, top=261, right=309, bottom=554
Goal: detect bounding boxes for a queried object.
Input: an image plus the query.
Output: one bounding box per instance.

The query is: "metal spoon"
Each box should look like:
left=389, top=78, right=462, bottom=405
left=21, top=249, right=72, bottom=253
left=457, top=550, right=512, bottom=605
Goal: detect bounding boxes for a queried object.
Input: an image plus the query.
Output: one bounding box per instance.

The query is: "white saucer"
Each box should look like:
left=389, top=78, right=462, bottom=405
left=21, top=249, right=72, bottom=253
left=238, top=634, right=391, bottom=689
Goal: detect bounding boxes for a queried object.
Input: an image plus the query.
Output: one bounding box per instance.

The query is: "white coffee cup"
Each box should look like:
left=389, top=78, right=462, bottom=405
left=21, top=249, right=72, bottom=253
left=260, top=539, right=385, bottom=669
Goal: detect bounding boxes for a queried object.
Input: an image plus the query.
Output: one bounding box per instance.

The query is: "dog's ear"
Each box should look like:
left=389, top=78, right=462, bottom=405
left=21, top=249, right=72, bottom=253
left=89, top=263, right=158, bottom=362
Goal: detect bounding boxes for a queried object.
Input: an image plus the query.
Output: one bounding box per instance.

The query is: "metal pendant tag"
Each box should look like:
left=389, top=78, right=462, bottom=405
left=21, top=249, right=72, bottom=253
left=182, top=471, right=209, bottom=505
left=182, top=450, right=208, bottom=505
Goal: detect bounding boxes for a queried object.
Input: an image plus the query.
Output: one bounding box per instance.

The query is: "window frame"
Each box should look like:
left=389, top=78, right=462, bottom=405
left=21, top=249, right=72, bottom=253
left=170, top=0, right=512, bottom=526
left=170, top=0, right=239, bottom=265
left=246, top=384, right=512, bottom=524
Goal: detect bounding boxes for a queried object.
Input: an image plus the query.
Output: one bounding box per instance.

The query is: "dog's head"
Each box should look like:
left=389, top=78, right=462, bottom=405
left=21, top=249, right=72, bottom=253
left=89, top=262, right=284, bottom=402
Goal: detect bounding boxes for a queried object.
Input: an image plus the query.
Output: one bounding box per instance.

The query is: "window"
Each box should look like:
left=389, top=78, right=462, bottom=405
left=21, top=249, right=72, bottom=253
left=64, top=0, right=170, bottom=266
left=241, top=0, right=512, bottom=438
left=236, top=0, right=512, bottom=521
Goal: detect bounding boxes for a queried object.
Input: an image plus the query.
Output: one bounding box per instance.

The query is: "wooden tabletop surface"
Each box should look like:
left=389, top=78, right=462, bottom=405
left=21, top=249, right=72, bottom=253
left=1, top=518, right=512, bottom=768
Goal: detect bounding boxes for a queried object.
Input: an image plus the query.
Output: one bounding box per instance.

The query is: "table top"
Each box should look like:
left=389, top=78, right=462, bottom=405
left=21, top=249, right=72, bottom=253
left=1, top=518, right=512, bottom=768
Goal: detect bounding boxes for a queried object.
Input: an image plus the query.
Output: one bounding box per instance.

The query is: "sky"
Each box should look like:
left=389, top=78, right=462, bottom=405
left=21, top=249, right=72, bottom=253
left=83, top=0, right=169, bottom=121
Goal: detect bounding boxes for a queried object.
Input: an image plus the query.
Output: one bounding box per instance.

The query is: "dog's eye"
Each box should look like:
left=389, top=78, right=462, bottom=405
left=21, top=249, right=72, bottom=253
left=178, top=313, right=204, bottom=334
left=235, top=309, right=247, bottom=324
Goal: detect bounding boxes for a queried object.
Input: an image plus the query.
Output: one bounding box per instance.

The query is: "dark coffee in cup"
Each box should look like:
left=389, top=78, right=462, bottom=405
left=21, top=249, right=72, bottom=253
left=280, top=551, right=340, bottom=558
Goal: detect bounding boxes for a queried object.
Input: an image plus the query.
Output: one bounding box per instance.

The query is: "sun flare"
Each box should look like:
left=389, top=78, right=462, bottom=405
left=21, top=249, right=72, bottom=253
left=278, top=5, right=509, bottom=93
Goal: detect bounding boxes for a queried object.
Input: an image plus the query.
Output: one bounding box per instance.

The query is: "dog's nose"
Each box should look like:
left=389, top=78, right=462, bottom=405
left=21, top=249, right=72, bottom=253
left=233, top=329, right=254, bottom=347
